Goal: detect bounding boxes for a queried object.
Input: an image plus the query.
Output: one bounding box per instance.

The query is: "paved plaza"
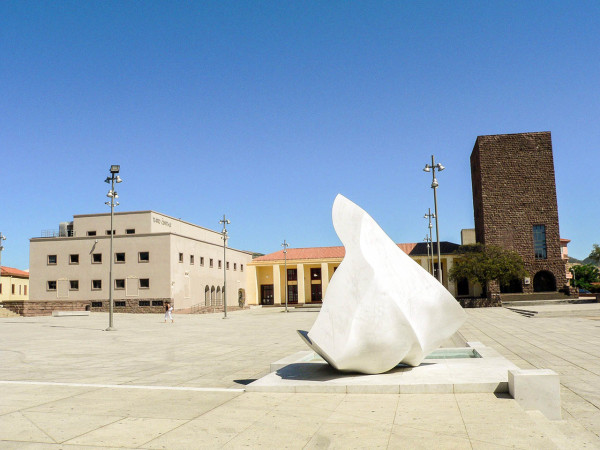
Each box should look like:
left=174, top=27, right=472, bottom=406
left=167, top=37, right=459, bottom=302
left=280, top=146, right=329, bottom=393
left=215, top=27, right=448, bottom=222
left=1, top=306, right=600, bottom=448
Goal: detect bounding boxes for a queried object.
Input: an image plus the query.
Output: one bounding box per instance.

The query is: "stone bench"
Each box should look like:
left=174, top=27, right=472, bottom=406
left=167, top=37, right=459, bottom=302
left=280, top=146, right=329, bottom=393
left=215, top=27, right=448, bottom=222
left=52, top=310, right=90, bottom=317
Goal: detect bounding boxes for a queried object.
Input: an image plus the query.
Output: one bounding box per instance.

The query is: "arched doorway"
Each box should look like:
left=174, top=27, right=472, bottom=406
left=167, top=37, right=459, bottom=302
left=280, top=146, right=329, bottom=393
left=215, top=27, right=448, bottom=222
left=216, top=286, right=222, bottom=306
left=205, top=286, right=210, bottom=306
left=500, top=278, right=523, bottom=294
left=238, top=288, right=245, bottom=307
left=211, top=286, right=216, bottom=306
left=533, top=271, right=556, bottom=292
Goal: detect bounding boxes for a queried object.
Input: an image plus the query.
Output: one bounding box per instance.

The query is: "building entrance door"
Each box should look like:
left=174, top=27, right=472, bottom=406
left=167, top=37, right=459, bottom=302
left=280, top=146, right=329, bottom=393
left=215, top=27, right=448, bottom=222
left=311, top=284, right=322, bottom=303
left=261, top=284, right=274, bottom=305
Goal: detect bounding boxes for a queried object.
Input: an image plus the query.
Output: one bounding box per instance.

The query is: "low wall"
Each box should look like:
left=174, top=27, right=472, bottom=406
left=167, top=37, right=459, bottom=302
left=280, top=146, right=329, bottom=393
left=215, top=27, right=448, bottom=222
left=457, top=296, right=502, bottom=308
left=1, top=300, right=90, bottom=317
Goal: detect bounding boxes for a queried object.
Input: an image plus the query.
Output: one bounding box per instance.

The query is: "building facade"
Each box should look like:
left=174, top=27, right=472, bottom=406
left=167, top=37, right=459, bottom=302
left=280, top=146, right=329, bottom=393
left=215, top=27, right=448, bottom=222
left=29, top=211, right=253, bottom=313
left=246, top=242, right=464, bottom=306
left=470, top=131, right=570, bottom=296
left=0, top=266, right=29, bottom=301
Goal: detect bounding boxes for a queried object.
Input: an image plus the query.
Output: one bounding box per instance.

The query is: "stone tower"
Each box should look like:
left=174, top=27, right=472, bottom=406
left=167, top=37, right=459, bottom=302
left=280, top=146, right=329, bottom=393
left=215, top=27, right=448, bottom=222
left=470, top=131, right=568, bottom=296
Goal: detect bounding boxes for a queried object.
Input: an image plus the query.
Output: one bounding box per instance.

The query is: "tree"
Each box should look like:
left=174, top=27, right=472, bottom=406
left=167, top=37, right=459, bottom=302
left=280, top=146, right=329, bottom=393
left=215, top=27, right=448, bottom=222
left=449, top=244, right=528, bottom=295
left=589, top=244, right=600, bottom=265
left=570, top=264, right=600, bottom=291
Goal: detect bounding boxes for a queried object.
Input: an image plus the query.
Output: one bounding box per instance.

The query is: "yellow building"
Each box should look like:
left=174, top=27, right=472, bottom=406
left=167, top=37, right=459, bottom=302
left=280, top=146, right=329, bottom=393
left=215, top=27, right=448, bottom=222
left=246, top=242, right=468, bottom=306
left=0, top=266, right=30, bottom=301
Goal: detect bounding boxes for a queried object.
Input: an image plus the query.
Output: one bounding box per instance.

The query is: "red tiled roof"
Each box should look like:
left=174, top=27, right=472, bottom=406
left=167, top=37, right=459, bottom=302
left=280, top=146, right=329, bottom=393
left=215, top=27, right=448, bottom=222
left=1, top=266, right=29, bottom=278
left=253, top=243, right=422, bottom=262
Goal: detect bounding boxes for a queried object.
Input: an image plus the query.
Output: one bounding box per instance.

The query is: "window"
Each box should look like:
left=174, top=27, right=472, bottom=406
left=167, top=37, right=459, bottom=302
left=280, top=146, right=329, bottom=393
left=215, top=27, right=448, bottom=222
left=241, top=264, right=244, bottom=272
left=210, top=258, right=214, bottom=268
left=179, top=253, right=184, bottom=263
left=106, top=230, right=115, bottom=235
left=226, top=262, right=230, bottom=270
left=234, top=263, right=237, bottom=271
left=533, top=225, right=547, bottom=259
left=190, top=255, right=194, bottom=265
left=12, top=284, right=15, bottom=294
left=287, top=269, right=297, bottom=281
left=115, top=301, right=126, bottom=307
left=24, top=285, right=27, bottom=295
left=218, top=260, right=222, bottom=269
left=311, top=268, right=322, bottom=280
left=126, top=228, right=135, bottom=234
left=91, top=279, right=102, bottom=290
left=0, top=283, right=2, bottom=294
left=69, top=280, right=79, bottom=291
left=47, top=255, right=57, bottom=265
left=69, top=254, right=79, bottom=264
left=139, top=300, right=150, bottom=306
left=139, top=251, right=149, bottom=262
left=200, top=257, right=204, bottom=266
left=115, top=252, right=126, bottom=263
left=91, top=301, right=103, bottom=308
left=87, top=231, right=97, bottom=236
left=92, top=253, right=102, bottom=263
left=19, top=285, right=22, bottom=295
left=47, top=281, right=57, bottom=291
left=139, top=278, right=150, bottom=289
left=115, top=279, right=125, bottom=290
left=152, top=300, right=163, bottom=306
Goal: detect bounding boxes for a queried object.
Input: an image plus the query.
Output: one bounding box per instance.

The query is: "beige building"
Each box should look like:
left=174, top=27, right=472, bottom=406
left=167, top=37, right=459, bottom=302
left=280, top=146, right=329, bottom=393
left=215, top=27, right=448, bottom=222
left=0, top=266, right=29, bottom=301
left=29, top=211, right=253, bottom=312
left=246, top=242, right=468, bottom=306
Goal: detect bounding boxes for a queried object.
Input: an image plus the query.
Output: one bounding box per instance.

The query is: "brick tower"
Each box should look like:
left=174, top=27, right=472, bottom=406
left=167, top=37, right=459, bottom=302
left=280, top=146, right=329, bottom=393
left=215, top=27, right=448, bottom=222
left=470, top=131, right=568, bottom=297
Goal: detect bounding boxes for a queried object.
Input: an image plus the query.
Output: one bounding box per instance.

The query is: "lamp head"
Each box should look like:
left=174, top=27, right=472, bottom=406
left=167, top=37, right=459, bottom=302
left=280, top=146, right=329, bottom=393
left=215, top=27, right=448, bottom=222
left=110, top=165, right=120, bottom=174
left=431, top=179, right=439, bottom=188
left=104, top=177, right=111, bottom=184
left=106, top=190, right=114, bottom=198
left=423, top=165, right=431, bottom=172
left=437, top=163, right=445, bottom=171
left=115, top=175, right=123, bottom=183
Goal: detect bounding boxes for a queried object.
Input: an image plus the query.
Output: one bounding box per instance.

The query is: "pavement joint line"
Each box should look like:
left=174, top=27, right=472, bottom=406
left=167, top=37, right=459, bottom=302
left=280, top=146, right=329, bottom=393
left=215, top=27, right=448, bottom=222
left=0, top=380, right=245, bottom=393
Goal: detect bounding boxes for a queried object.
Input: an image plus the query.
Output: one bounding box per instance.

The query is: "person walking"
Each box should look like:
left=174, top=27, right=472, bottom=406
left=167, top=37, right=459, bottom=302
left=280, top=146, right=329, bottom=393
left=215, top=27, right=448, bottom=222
left=164, top=302, right=174, bottom=323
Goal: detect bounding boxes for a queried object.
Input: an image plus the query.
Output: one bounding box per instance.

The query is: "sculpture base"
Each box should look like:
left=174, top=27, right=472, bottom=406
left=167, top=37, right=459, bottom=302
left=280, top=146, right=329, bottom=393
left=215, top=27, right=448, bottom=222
left=246, top=342, right=518, bottom=394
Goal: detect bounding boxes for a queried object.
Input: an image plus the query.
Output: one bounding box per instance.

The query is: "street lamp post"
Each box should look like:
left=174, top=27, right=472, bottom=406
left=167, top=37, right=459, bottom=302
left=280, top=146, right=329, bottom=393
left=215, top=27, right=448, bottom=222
left=282, top=240, right=289, bottom=312
left=104, top=165, right=122, bottom=331
left=423, top=155, right=444, bottom=283
left=424, top=208, right=435, bottom=275
left=0, top=232, right=6, bottom=274
left=423, top=235, right=432, bottom=275
left=219, top=215, right=230, bottom=319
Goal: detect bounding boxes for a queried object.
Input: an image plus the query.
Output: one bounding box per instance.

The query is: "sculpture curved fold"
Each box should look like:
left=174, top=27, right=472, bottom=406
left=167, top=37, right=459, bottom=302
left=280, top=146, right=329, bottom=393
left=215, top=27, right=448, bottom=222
left=299, top=194, right=466, bottom=374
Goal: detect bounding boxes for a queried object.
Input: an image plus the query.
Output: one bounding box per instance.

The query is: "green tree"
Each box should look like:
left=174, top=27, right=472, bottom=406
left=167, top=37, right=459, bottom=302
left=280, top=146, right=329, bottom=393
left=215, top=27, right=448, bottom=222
left=589, top=244, right=600, bottom=265
left=570, top=264, right=600, bottom=291
left=449, top=244, right=528, bottom=295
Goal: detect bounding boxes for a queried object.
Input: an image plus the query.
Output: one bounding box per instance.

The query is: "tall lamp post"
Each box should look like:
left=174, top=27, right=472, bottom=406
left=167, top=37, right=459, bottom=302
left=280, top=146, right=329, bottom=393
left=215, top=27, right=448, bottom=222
left=0, top=232, right=6, bottom=274
left=282, top=240, right=289, bottom=312
left=424, top=208, right=435, bottom=275
left=219, top=215, right=230, bottom=319
left=104, top=165, right=122, bottom=331
left=423, top=235, right=432, bottom=275
left=423, top=155, right=444, bottom=283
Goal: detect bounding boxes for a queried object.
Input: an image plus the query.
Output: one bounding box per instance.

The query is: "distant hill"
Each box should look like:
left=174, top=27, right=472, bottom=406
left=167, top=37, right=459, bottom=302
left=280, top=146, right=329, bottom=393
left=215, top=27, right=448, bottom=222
left=569, top=256, right=599, bottom=267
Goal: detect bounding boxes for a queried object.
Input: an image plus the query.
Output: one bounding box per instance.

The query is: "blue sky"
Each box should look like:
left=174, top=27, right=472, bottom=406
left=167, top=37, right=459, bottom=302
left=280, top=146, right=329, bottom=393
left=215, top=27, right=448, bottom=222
left=1, top=1, right=599, bottom=270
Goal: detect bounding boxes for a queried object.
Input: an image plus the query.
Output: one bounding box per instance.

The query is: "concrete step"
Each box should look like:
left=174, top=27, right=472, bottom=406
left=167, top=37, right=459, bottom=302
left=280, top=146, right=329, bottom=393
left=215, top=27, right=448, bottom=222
left=502, top=298, right=597, bottom=307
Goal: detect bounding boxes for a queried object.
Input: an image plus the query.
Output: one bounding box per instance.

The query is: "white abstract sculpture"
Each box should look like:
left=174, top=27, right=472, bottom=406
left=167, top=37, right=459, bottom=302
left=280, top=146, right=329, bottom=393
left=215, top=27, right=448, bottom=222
left=299, top=194, right=466, bottom=374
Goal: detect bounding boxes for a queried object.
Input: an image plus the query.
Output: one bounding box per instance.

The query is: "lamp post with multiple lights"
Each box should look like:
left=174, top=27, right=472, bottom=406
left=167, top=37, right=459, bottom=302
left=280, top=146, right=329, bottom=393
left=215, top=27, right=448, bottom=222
left=219, top=215, right=230, bottom=319
left=105, top=165, right=122, bottom=331
left=424, top=208, right=435, bottom=275
left=282, top=239, right=289, bottom=312
left=423, top=155, right=444, bottom=283
left=423, top=235, right=432, bottom=275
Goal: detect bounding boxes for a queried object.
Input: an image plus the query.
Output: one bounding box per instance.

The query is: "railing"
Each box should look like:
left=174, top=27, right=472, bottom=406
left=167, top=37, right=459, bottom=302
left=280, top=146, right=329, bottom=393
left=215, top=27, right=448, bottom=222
left=40, top=229, right=75, bottom=238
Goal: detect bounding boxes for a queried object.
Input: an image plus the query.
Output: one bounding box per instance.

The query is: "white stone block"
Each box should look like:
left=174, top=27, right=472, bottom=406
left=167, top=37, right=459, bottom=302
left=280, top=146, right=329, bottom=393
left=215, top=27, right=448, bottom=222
left=508, top=369, right=561, bottom=420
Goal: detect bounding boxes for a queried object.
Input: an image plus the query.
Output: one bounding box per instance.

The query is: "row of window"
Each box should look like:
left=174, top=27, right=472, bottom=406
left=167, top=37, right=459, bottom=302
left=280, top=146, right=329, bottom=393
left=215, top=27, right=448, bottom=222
left=47, top=278, right=150, bottom=291
left=0, top=283, right=28, bottom=295
left=48, top=252, right=150, bottom=265
left=286, top=268, right=335, bottom=281
left=177, top=252, right=244, bottom=271
left=86, top=229, right=136, bottom=236
left=91, top=300, right=163, bottom=308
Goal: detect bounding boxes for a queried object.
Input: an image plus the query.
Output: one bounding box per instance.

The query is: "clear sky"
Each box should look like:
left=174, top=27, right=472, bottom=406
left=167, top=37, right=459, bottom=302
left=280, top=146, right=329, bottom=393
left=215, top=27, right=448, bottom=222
left=1, top=1, right=599, bottom=270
